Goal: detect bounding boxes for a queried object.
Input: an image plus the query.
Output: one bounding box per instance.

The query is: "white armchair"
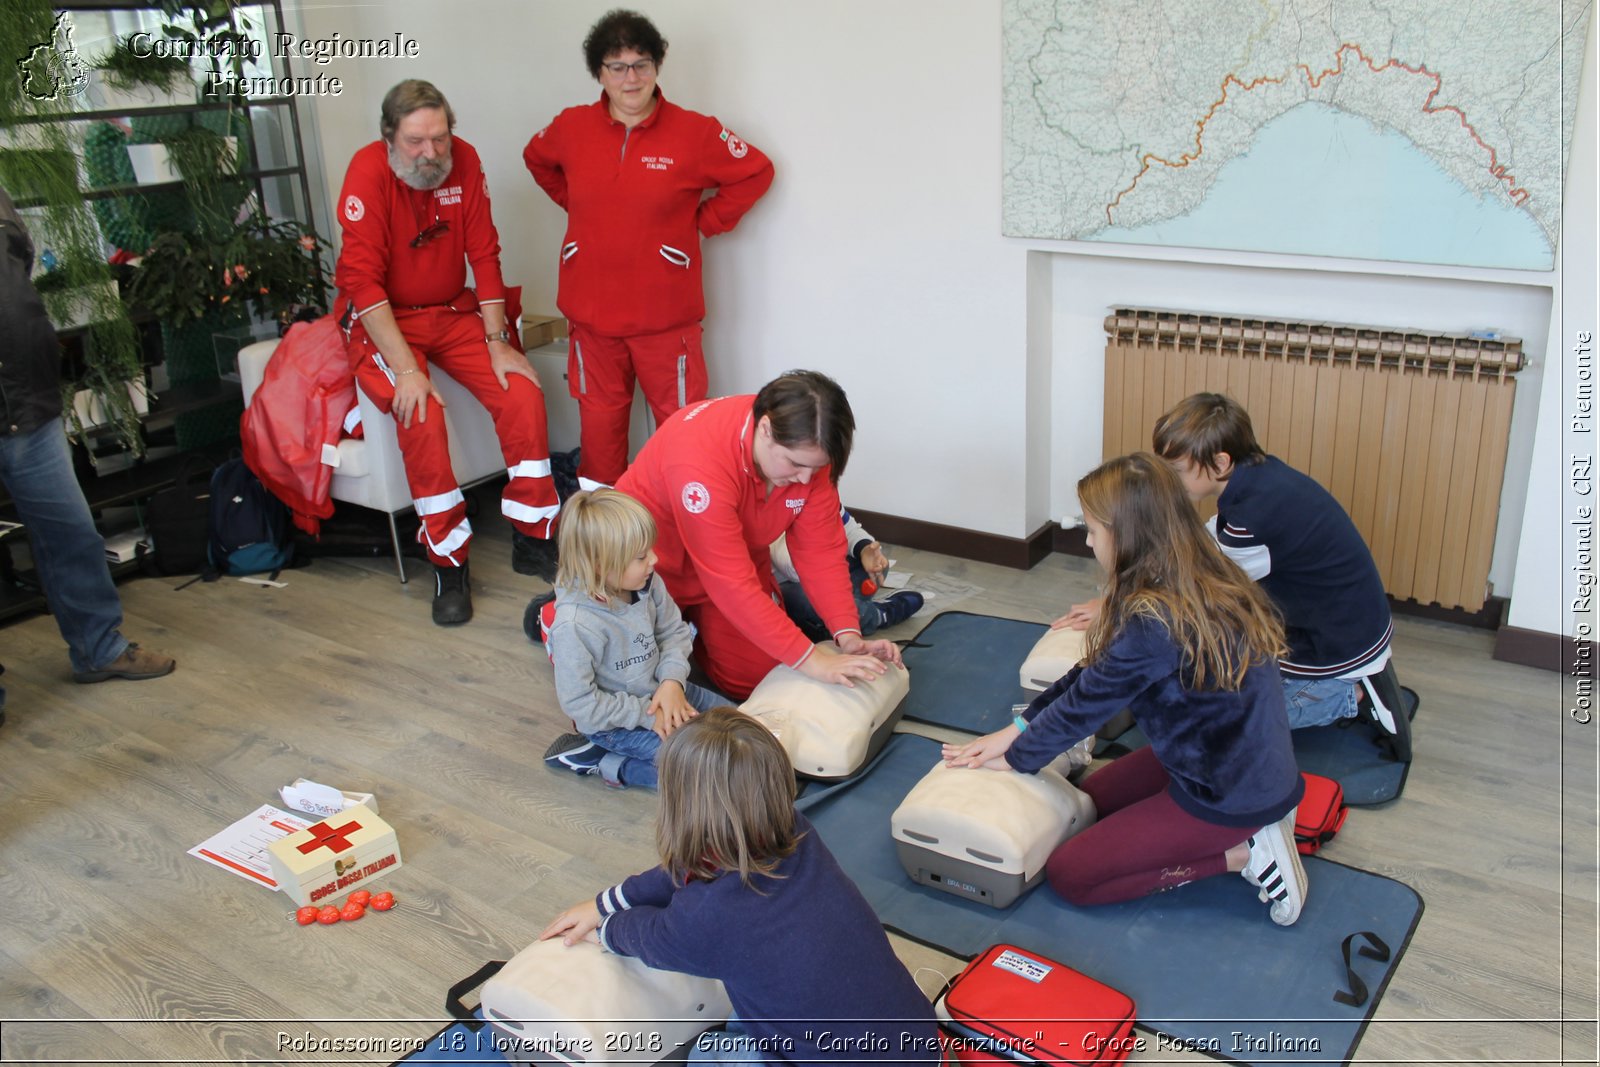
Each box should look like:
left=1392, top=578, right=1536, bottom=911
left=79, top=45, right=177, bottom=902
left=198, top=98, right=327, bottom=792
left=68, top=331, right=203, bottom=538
left=238, top=339, right=509, bottom=583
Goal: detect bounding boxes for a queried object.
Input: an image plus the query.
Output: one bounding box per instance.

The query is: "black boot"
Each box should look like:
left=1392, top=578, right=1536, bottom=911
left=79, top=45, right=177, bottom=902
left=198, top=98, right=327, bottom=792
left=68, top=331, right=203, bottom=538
left=512, top=530, right=560, bottom=582
left=432, top=562, right=473, bottom=626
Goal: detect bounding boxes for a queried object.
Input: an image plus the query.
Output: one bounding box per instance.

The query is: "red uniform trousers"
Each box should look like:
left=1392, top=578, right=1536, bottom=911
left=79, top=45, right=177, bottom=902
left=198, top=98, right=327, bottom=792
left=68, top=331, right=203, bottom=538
left=567, top=322, right=706, bottom=488
left=347, top=306, right=561, bottom=567
left=682, top=574, right=788, bottom=701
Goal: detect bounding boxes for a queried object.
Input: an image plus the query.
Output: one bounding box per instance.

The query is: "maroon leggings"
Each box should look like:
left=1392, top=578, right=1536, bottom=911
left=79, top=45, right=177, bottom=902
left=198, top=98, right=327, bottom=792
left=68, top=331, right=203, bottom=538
left=1046, top=747, right=1253, bottom=906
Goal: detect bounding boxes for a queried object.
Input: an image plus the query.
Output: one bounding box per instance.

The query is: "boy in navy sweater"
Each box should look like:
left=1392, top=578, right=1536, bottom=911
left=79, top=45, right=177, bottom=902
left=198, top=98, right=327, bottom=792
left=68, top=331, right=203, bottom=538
left=1151, top=393, right=1405, bottom=748
left=543, top=708, right=939, bottom=1065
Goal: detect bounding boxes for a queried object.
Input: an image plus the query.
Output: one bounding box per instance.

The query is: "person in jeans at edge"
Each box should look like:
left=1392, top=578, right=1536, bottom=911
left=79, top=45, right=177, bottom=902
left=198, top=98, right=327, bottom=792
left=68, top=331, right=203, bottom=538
left=0, top=186, right=176, bottom=726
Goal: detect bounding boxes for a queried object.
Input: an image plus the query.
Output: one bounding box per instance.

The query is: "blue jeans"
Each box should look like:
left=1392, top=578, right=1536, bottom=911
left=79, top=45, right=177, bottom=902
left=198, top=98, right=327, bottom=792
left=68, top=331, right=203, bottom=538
left=0, top=421, right=128, bottom=699
left=1282, top=675, right=1359, bottom=729
left=586, top=681, right=727, bottom=789
left=780, top=557, right=879, bottom=643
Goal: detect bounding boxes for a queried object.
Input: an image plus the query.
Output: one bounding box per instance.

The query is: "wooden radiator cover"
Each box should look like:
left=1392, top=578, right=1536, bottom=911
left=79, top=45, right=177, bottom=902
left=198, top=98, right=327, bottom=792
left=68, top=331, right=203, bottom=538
left=1102, top=308, right=1524, bottom=613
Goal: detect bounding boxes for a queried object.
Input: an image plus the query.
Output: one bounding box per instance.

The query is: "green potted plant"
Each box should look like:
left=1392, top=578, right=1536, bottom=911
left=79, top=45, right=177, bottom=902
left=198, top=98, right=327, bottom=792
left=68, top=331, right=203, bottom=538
left=0, top=139, right=77, bottom=200
left=126, top=123, right=237, bottom=186
left=90, top=35, right=195, bottom=112
left=131, top=215, right=330, bottom=328
left=0, top=0, right=146, bottom=456
left=33, top=264, right=121, bottom=332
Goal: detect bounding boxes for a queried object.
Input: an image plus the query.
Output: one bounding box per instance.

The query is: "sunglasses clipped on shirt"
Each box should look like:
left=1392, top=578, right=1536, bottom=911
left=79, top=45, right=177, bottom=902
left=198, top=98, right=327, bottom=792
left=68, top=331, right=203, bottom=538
left=411, top=218, right=450, bottom=248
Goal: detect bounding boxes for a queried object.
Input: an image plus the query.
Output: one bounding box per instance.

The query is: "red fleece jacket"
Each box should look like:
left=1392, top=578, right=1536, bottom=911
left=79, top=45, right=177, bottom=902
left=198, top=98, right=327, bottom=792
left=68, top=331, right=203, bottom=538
left=524, top=91, right=773, bottom=337
left=615, top=395, right=858, bottom=669
left=333, top=136, right=506, bottom=316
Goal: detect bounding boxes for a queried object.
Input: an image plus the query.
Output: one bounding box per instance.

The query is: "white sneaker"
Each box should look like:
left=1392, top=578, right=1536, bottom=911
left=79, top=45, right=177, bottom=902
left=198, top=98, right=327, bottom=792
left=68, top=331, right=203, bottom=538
left=1242, top=809, right=1308, bottom=926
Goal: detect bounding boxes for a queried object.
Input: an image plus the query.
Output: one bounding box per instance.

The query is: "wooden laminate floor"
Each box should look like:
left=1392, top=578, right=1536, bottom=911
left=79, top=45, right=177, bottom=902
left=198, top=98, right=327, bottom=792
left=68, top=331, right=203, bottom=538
left=0, top=510, right=1593, bottom=1066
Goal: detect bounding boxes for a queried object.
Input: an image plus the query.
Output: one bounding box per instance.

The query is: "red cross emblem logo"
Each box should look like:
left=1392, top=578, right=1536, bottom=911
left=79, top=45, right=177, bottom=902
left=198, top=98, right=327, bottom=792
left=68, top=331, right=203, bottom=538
left=297, top=819, right=362, bottom=855
left=681, top=481, right=710, bottom=514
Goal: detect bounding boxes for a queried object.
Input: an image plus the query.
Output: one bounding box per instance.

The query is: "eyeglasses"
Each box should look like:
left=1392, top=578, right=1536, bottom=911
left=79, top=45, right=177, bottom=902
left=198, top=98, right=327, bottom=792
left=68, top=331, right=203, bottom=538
left=411, top=218, right=450, bottom=248
left=601, top=58, right=656, bottom=77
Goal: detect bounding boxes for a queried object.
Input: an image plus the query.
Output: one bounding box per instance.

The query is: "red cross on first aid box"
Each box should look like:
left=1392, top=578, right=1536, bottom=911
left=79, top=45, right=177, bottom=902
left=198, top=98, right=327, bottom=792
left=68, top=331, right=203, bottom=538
left=266, top=803, right=402, bottom=906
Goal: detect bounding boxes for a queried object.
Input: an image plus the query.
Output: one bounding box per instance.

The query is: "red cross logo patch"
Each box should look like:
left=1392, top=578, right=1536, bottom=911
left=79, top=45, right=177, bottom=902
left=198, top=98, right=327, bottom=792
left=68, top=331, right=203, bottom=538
left=681, top=481, right=711, bottom=514
left=297, top=819, right=362, bottom=855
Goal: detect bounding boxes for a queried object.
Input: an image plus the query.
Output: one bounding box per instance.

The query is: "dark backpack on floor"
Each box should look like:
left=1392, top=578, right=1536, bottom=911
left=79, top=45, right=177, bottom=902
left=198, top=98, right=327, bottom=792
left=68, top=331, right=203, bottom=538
left=207, top=458, right=293, bottom=577
left=144, top=458, right=215, bottom=576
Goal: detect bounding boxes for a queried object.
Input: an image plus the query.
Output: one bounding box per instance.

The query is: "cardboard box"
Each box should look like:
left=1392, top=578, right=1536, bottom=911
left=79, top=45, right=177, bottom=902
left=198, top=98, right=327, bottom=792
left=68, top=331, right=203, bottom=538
left=521, top=313, right=567, bottom=350
left=266, top=803, right=401, bottom=906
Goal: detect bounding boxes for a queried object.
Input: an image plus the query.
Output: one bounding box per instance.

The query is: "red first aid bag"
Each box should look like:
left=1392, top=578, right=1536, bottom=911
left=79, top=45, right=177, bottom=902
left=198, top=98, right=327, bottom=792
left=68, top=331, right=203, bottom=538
left=1294, top=772, right=1349, bottom=854
left=939, top=944, right=1137, bottom=1065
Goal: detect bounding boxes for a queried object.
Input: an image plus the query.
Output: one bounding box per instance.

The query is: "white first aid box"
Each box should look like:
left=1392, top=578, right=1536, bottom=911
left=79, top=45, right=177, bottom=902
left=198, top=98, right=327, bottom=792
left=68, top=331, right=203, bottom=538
left=266, top=803, right=401, bottom=906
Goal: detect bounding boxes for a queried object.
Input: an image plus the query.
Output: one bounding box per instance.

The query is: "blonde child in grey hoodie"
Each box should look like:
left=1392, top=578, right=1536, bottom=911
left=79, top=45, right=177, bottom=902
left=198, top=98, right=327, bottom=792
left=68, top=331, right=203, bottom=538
left=541, top=489, right=729, bottom=788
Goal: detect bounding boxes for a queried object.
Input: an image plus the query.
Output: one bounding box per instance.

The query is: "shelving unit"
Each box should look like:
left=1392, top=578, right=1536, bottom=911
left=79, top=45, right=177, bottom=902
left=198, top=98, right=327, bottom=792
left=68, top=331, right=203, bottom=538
left=0, top=0, right=324, bottom=624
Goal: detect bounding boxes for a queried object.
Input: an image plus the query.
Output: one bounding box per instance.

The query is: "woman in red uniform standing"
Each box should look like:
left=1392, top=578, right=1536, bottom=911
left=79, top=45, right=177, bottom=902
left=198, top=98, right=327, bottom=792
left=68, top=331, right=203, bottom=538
left=524, top=9, right=775, bottom=493
left=615, top=371, right=900, bottom=700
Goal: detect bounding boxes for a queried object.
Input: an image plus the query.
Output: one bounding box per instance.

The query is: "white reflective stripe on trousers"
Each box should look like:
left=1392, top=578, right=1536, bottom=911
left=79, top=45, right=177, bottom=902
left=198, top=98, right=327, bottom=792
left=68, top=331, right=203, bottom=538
left=507, top=459, right=553, bottom=480
left=414, top=488, right=465, bottom=517
left=503, top=500, right=562, bottom=525
left=424, top=516, right=472, bottom=565
left=371, top=351, right=397, bottom=386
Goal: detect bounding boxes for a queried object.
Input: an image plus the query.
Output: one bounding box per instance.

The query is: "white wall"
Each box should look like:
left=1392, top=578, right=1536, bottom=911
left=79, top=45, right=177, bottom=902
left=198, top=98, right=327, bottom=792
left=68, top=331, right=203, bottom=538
left=1506, top=12, right=1599, bottom=636
left=290, top=0, right=1034, bottom=537
left=286, top=0, right=1596, bottom=634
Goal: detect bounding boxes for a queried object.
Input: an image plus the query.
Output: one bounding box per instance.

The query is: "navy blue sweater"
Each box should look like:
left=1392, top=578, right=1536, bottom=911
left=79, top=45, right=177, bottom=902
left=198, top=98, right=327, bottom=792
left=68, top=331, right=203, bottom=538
left=1006, top=614, right=1303, bottom=829
left=1215, top=456, right=1392, bottom=677
left=597, top=814, right=940, bottom=1065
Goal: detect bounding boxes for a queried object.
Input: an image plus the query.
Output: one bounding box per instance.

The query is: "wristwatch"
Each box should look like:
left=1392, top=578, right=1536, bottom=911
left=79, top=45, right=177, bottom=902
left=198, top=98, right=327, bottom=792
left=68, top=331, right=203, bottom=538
left=485, top=329, right=511, bottom=345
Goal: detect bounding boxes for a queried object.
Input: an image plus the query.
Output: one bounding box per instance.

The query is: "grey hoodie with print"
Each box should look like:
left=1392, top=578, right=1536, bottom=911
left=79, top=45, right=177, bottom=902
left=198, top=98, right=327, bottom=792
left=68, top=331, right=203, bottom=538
left=547, top=574, right=695, bottom=735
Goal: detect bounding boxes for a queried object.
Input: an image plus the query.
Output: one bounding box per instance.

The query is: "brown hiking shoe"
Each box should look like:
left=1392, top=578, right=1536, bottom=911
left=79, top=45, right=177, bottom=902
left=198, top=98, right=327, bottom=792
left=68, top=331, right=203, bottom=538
left=73, top=643, right=177, bottom=684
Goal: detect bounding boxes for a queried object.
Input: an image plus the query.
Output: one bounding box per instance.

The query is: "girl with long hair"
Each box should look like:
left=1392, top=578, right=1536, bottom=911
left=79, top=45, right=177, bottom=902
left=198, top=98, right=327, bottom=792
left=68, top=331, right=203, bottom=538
left=543, top=708, right=939, bottom=1062
left=943, top=453, right=1309, bottom=924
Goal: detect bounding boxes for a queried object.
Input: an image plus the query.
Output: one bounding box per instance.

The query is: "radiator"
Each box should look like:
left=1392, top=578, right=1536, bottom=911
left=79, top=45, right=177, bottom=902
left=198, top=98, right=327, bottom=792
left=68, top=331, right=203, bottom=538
left=1102, top=308, right=1524, bottom=613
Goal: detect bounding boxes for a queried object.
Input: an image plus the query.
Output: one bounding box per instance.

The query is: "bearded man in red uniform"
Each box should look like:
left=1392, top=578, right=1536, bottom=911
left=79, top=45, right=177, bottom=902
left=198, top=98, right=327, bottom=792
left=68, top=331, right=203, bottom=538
left=524, top=10, right=774, bottom=492
left=335, top=80, right=561, bottom=626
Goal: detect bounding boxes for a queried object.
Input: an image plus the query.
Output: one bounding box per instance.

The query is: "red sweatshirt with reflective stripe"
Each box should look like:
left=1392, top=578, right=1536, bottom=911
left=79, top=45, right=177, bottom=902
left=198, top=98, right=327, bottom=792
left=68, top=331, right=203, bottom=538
left=333, top=137, right=506, bottom=316
left=616, top=395, right=857, bottom=669
left=523, top=91, right=774, bottom=337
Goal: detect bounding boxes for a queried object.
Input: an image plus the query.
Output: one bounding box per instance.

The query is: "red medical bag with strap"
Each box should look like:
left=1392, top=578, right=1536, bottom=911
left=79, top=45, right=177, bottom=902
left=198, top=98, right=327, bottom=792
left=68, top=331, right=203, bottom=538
left=938, top=943, right=1138, bottom=1065
left=1294, top=772, right=1349, bottom=855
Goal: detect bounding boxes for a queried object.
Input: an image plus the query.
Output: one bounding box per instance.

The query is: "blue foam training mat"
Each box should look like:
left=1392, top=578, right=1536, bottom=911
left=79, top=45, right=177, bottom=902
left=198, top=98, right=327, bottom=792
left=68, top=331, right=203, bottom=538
left=899, top=611, right=1047, bottom=733
left=901, top=611, right=1416, bottom=805
left=1281, top=686, right=1418, bottom=806
left=798, top=734, right=1423, bottom=1067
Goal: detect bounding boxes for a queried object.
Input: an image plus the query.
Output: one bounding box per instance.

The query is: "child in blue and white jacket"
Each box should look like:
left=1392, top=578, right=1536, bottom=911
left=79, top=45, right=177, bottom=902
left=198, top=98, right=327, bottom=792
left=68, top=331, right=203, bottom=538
left=771, top=507, right=923, bottom=640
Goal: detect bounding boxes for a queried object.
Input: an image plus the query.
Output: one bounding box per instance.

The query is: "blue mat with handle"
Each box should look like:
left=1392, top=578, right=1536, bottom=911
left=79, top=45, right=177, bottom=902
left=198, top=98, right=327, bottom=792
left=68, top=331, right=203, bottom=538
left=798, top=733, right=1423, bottom=1067
left=899, top=611, right=1416, bottom=805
